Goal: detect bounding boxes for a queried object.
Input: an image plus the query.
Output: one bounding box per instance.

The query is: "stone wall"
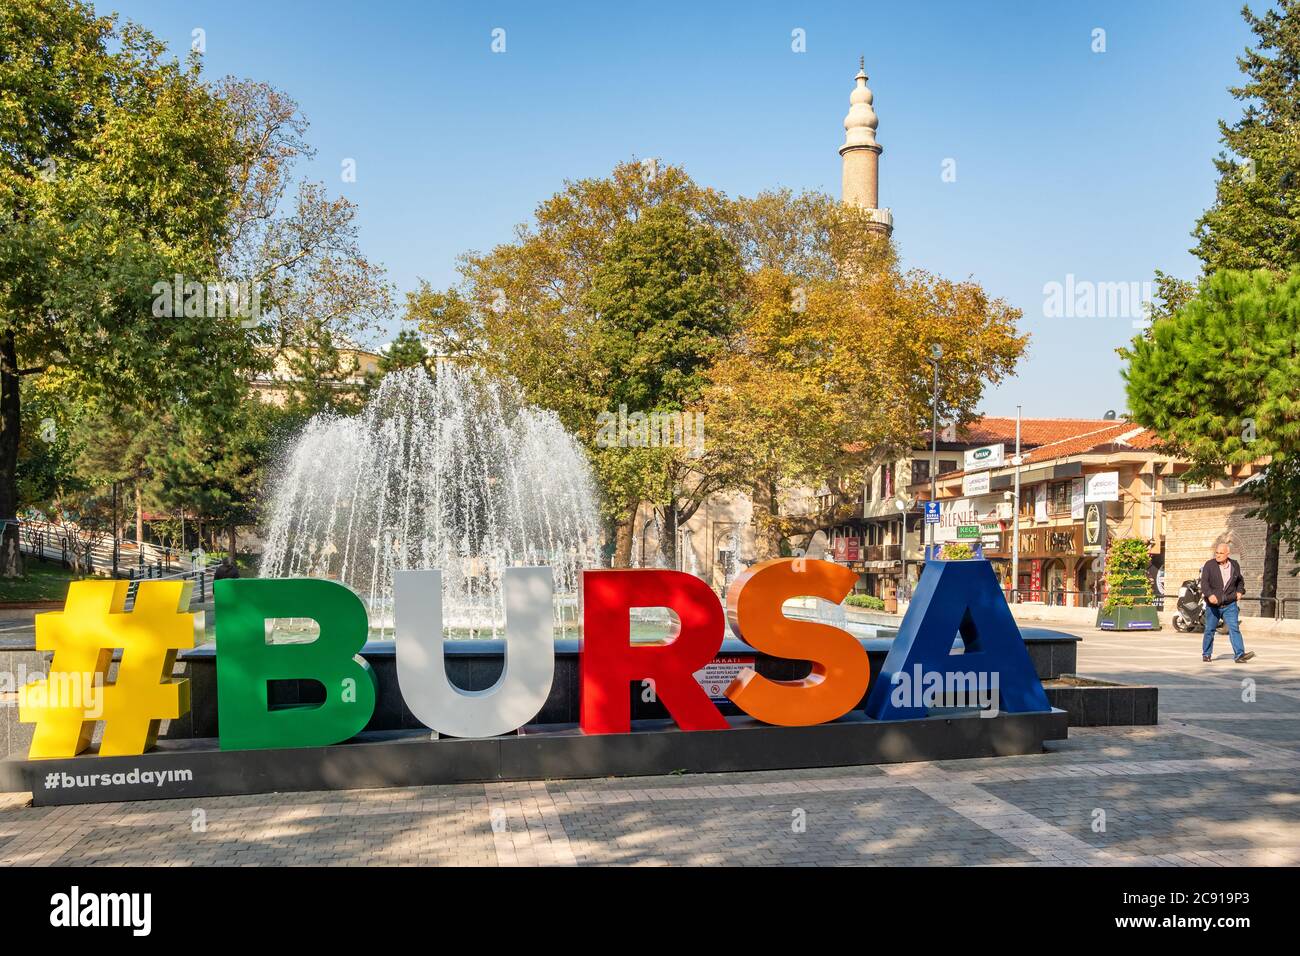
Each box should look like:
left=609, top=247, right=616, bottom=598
left=1162, top=490, right=1300, bottom=618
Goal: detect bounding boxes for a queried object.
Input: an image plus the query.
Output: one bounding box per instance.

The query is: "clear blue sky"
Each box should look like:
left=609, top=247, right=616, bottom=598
left=96, top=0, right=1258, bottom=418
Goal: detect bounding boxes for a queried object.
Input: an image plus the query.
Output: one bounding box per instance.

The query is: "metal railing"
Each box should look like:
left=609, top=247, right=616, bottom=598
left=1231, top=596, right=1283, bottom=619
left=9, top=517, right=190, bottom=576
left=998, top=584, right=1298, bottom=621
left=123, top=563, right=213, bottom=605
left=5, top=517, right=214, bottom=605
left=1003, top=586, right=1108, bottom=609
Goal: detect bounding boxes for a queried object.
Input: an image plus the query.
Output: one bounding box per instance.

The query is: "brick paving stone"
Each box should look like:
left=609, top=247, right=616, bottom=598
left=0, top=627, right=1297, bottom=865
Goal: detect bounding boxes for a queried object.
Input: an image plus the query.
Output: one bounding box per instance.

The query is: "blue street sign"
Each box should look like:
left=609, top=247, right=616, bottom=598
left=924, top=501, right=941, bottom=524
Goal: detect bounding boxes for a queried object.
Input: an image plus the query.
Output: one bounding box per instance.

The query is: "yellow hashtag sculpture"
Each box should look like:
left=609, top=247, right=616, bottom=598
left=19, top=579, right=197, bottom=759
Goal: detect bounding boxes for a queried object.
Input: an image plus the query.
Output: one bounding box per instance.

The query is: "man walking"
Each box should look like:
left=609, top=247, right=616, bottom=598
left=1200, top=543, right=1255, bottom=663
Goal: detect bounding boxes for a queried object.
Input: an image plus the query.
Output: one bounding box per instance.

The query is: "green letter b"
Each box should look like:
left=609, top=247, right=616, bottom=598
left=215, top=579, right=377, bottom=751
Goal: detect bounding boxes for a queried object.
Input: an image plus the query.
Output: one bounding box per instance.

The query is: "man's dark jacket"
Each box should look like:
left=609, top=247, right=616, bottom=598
left=1200, top=558, right=1245, bottom=607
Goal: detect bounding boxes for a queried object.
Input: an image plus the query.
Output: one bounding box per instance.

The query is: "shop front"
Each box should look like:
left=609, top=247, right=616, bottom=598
left=985, top=524, right=1089, bottom=605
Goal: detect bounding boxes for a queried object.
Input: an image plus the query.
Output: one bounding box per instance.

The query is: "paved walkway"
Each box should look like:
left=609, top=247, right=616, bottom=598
left=1, top=627, right=1298, bottom=866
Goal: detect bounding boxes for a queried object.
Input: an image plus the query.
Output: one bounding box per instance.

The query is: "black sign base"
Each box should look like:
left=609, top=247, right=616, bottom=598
left=5, top=709, right=1068, bottom=806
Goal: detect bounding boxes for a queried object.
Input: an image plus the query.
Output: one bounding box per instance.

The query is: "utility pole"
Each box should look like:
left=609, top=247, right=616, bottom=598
left=929, top=344, right=942, bottom=557
left=1011, top=405, right=1022, bottom=603
left=894, top=494, right=911, bottom=599
left=900, top=508, right=906, bottom=598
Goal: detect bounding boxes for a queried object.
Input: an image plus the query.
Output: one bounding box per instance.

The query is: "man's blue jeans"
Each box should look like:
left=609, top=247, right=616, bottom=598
left=1203, top=600, right=1246, bottom=658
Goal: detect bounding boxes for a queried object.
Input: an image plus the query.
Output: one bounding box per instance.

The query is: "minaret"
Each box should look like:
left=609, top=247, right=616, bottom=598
left=840, top=57, right=893, bottom=236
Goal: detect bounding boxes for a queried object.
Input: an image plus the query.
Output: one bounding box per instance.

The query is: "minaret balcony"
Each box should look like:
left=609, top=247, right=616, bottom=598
left=863, top=208, right=894, bottom=228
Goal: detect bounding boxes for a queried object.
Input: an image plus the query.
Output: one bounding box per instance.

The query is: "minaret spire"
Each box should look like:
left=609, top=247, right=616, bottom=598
left=839, top=59, right=893, bottom=236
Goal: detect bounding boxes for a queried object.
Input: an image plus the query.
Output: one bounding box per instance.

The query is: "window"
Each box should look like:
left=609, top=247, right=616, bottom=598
left=939, top=459, right=958, bottom=475
left=911, top=459, right=930, bottom=486
left=1048, top=481, right=1072, bottom=515
left=1162, top=476, right=1208, bottom=494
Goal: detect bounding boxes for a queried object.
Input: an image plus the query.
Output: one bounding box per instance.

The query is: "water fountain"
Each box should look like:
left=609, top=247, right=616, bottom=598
left=259, top=364, right=603, bottom=637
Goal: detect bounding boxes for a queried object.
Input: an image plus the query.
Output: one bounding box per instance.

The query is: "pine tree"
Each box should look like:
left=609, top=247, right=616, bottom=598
left=1128, top=2, right=1300, bottom=607
left=1193, top=0, right=1300, bottom=272
left=378, top=329, right=431, bottom=378
left=1123, top=269, right=1300, bottom=608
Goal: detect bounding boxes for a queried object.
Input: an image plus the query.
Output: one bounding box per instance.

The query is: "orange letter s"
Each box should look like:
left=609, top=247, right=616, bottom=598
left=724, top=558, right=870, bottom=726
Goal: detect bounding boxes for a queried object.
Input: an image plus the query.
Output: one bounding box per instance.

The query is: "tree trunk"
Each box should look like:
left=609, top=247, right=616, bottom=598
left=0, top=329, right=23, bottom=578
left=751, top=477, right=782, bottom=561
left=612, top=500, right=638, bottom=568
left=135, top=487, right=144, bottom=545
left=661, top=504, right=679, bottom=571
left=227, top=524, right=238, bottom=568
left=1262, top=520, right=1281, bottom=617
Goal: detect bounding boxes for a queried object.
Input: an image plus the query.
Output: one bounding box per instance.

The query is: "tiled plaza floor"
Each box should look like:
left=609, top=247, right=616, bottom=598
left=1, top=626, right=1297, bottom=866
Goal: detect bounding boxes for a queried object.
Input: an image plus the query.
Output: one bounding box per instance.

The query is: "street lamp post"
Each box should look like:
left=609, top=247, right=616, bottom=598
left=929, top=344, right=942, bottom=558
left=1011, top=405, right=1022, bottom=603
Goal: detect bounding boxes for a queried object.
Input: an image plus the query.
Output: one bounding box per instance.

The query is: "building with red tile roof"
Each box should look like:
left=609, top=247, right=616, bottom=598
left=850, top=416, right=1269, bottom=607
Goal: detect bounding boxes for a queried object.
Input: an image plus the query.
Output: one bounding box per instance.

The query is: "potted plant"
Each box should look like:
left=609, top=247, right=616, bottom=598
left=1095, top=537, right=1162, bottom=630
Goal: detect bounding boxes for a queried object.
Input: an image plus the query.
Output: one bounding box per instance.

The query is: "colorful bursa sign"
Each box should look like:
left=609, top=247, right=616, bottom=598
left=18, top=558, right=1049, bottom=759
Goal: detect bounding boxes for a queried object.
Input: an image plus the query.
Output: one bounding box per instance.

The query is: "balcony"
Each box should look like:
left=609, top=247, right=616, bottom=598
left=864, top=207, right=894, bottom=229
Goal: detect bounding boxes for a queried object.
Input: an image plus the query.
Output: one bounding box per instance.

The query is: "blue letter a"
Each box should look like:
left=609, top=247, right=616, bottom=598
left=866, top=560, right=1051, bottom=720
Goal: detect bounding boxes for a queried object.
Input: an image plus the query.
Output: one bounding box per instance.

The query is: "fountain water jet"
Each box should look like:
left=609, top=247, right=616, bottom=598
left=259, top=365, right=602, bottom=637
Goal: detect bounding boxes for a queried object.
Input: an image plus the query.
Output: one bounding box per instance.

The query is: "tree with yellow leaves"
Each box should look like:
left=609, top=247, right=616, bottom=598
left=703, top=202, right=1027, bottom=558
left=410, top=165, right=1028, bottom=566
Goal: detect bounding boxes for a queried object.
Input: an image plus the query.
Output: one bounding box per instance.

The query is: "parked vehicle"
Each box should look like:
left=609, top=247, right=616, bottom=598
left=1173, top=578, right=1226, bottom=633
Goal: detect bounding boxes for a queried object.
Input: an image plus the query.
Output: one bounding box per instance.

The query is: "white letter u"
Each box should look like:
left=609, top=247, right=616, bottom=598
left=394, top=567, right=555, bottom=738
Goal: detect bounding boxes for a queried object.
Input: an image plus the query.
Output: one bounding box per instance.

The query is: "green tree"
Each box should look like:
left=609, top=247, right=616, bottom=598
left=586, top=204, right=742, bottom=406
left=413, top=165, right=1027, bottom=566
left=66, top=401, right=168, bottom=548
left=378, top=328, right=431, bottom=378
left=15, top=374, right=81, bottom=514
left=0, top=0, right=255, bottom=576
left=583, top=203, right=745, bottom=568
left=1132, top=3, right=1300, bottom=604
left=1141, top=269, right=1197, bottom=328
left=1122, top=269, right=1300, bottom=605
left=1193, top=1, right=1300, bottom=272
left=145, top=402, right=271, bottom=562
left=217, top=79, right=393, bottom=412
left=408, top=161, right=737, bottom=564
